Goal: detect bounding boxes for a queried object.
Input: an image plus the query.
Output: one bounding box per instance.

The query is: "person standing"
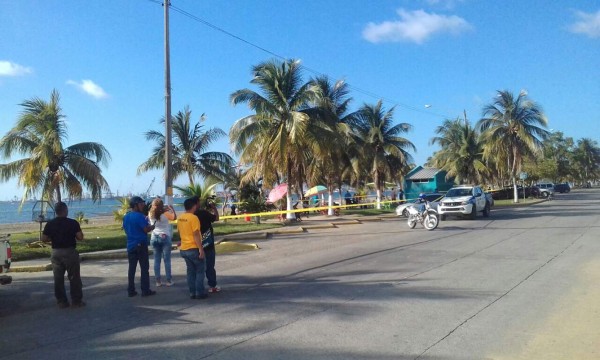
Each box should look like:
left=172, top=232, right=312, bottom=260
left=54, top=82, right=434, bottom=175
left=194, top=196, right=221, bottom=293
left=41, top=202, right=85, bottom=308
left=177, top=197, right=206, bottom=299
left=149, top=198, right=177, bottom=287
left=123, top=196, right=156, bottom=298
left=230, top=197, right=237, bottom=216
left=344, top=190, right=352, bottom=206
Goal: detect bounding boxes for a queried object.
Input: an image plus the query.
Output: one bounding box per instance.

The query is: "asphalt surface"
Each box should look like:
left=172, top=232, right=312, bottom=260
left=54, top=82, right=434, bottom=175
left=1, top=190, right=599, bottom=359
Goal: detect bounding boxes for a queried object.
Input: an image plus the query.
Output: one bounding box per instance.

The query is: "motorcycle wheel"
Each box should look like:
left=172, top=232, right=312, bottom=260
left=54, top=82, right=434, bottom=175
left=423, top=214, right=439, bottom=230
left=407, top=216, right=417, bottom=229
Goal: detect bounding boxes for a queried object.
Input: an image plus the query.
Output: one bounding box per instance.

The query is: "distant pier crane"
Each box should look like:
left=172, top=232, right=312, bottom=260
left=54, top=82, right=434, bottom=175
left=143, top=177, right=156, bottom=199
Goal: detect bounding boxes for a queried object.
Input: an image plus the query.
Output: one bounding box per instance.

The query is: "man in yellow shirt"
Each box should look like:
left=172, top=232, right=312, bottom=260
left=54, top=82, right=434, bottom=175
left=177, top=197, right=206, bottom=299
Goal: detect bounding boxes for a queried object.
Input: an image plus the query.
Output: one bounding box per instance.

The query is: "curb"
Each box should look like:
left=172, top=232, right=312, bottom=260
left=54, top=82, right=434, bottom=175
left=359, top=217, right=384, bottom=222
left=300, top=223, right=337, bottom=230
left=328, top=219, right=361, bottom=225
left=268, top=227, right=305, bottom=235
left=10, top=263, right=52, bottom=272
left=220, top=232, right=269, bottom=242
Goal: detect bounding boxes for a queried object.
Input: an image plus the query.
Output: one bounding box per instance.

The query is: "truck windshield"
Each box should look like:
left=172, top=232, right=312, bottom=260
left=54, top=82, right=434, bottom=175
left=446, top=188, right=472, bottom=197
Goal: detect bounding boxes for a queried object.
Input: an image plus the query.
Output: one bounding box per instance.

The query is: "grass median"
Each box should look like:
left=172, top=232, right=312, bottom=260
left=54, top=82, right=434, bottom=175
left=10, top=219, right=282, bottom=261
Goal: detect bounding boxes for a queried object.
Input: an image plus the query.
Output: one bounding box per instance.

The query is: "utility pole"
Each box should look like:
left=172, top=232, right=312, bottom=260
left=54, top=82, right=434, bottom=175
left=164, top=0, right=173, bottom=205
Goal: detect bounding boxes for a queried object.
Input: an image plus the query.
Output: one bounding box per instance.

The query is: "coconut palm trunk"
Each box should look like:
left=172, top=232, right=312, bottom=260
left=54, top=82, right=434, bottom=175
left=327, top=189, right=334, bottom=215
left=286, top=156, right=294, bottom=220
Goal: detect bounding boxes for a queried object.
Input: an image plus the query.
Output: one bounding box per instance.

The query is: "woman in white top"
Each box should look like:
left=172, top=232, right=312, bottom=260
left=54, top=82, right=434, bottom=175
left=149, top=198, right=177, bottom=287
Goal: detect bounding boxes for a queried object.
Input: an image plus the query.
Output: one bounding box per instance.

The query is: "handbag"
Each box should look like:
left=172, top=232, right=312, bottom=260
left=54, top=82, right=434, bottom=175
left=201, top=228, right=214, bottom=248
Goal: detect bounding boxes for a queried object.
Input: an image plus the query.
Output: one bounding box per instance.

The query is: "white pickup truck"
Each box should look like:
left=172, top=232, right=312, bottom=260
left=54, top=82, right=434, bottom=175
left=1, top=234, right=12, bottom=285
left=438, top=185, right=491, bottom=220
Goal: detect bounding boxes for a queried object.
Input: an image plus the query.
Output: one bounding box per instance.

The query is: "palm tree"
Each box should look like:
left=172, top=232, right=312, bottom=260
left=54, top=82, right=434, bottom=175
left=572, top=138, right=600, bottom=184
left=229, top=58, right=320, bottom=219
left=430, top=116, right=487, bottom=185
left=0, top=90, right=111, bottom=204
left=477, top=90, right=549, bottom=202
left=304, top=75, right=355, bottom=215
left=350, top=100, right=415, bottom=209
left=138, top=106, right=233, bottom=186
left=174, top=180, right=218, bottom=204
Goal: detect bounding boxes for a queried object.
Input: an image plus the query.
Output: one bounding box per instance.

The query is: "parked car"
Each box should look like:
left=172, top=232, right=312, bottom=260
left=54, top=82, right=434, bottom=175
left=553, top=183, right=571, bottom=193
left=491, top=185, right=543, bottom=200
left=534, top=183, right=555, bottom=198
left=438, top=185, right=491, bottom=220
left=0, top=234, right=11, bottom=285
left=395, top=193, right=443, bottom=217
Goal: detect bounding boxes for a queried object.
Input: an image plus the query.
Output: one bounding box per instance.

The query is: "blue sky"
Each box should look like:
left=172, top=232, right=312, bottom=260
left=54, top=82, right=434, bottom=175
left=1, top=0, right=599, bottom=201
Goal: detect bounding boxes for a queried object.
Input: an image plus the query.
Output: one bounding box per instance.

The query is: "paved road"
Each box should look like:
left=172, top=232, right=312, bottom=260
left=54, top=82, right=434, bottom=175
left=1, top=190, right=599, bottom=359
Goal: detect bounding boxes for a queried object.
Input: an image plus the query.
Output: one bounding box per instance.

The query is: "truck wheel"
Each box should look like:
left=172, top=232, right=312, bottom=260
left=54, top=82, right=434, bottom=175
left=483, top=202, right=490, bottom=217
left=469, top=205, right=477, bottom=220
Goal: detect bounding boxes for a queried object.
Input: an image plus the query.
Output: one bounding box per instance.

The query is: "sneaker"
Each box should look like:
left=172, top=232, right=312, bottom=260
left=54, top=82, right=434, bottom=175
left=156, top=280, right=162, bottom=287
left=208, top=286, right=221, bottom=293
left=141, top=290, right=157, bottom=297
left=165, top=280, right=174, bottom=287
left=71, top=301, right=86, bottom=308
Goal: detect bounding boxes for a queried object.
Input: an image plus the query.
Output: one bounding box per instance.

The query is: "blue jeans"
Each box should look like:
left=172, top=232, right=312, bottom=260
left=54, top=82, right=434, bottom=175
left=151, top=234, right=172, bottom=282
left=180, top=248, right=206, bottom=297
left=204, top=245, right=217, bottom=288
left=127, top=244, right=150, bottom=295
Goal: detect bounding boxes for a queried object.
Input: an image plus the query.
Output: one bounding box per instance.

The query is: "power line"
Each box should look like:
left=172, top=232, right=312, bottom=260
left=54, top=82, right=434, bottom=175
left=148, top=1, right=454, bottom=119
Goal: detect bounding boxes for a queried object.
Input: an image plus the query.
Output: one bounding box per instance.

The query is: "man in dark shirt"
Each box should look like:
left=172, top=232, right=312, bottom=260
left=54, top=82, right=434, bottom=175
left=42, top=202, right=85, bottom=308
left=193, top=196, right=221, bottom=293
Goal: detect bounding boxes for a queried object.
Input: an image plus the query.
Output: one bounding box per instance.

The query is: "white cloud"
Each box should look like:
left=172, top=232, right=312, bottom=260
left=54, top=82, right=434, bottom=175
left=568, top=10, right=600, bottom=38
left=67, top=79, right=108, bottom=99
left=0, top=61, right=32, bottom=77
left=363, top=8, right=472, bottom=44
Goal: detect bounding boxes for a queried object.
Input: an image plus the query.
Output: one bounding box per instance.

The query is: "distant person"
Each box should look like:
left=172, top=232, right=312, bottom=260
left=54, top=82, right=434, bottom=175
left=391, top=188, right=397, bottom=204
left=398, top=188, right=404, bottom=201
left=344, top=190, right=352, bottom=205
left=194, top=196, right=221, bottom=293
left=149, top=198, right=177, bottom=287
left=41, top=202, right=85, bottom=308
left=178, top=197, right=206, bottom=299
left=123, top=196, right=156, bottom=298
left=230, top=199, right=237, bottom=216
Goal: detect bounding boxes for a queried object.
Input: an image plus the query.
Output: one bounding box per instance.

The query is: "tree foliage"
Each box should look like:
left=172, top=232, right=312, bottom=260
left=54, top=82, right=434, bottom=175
left=0, top=89, right=111, bottom=204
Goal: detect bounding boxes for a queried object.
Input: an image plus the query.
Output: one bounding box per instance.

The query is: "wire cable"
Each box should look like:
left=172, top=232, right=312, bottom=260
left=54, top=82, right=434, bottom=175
left=148, top=0, right=454, bottom=119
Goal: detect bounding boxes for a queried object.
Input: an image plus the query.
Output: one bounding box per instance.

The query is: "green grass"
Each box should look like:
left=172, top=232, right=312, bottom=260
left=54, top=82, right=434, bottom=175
left=493, top=197, right=543, bottom=206
left=9, top=221, right=283, bottom=261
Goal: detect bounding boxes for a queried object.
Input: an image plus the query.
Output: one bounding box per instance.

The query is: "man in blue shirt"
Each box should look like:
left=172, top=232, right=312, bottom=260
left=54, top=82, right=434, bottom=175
left=123, top=196, right=156, bottom=297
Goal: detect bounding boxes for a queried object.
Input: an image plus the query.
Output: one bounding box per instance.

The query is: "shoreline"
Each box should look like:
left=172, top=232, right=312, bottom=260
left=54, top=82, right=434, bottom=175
left=1, top=215, right=117, bottom=234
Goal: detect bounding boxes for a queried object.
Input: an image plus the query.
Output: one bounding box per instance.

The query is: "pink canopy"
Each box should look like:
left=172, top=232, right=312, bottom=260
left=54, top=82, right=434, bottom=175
left=267, top=183, right=288, bottom=203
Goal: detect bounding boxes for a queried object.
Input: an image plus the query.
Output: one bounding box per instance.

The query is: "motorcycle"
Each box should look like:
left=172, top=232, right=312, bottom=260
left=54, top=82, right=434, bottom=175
left=406, top=201, right=439, bottom=230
